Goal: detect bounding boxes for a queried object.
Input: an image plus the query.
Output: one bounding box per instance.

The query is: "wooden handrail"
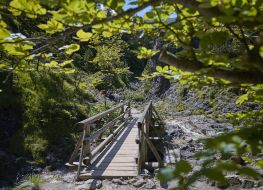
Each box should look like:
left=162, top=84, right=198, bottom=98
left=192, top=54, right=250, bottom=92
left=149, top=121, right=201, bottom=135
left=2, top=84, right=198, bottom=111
left=85, top=113, right=124, bottom=142
left=67, top=101, right=131, bottom=180
left=137, top=100, right=163, bottom=174
left=137, top=101, right=152, bottom=124
left=76, top=103, right=125, bottom=127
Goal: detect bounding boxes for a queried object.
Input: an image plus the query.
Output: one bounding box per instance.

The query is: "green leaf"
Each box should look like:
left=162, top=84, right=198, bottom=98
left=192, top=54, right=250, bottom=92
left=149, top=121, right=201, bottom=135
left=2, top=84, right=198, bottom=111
left=0, top=28, right=10, bottom=40
left=236, top=93, right=249, bottom=105
left=64, top=44, right=80, bottom=55
left=137, top=47, right=159, bottom=59
left=256, top=160, right=263, bottom=169
left=38, top=19, right=64, bottom=34
left=204, top=168, right=226, bottom=183
left=9, top=0, right=46, bottom=18
left=259, top=46, right=263, bottom=58
left=2, top=43, right=33, bottom=56
left=238, top=167, right=260, bottom=179
left=102, top=31, right=113, bottom=38
left=156, top=66, right=163, bottom=72
left=157, top=167, right=175, bottom=182
left=45, top=60, right=58, bottom=68
left=97, top=11, right=107, bottom=19
left=163, top=66, right=169, bottom=72
left=176, top=160, right=192, bottom=174
left=76, top=29, right=92, bottom=42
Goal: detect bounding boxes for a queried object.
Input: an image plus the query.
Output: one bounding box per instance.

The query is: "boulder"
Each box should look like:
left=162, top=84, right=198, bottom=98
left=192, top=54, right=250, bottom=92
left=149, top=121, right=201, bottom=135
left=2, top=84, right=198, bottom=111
left=133, top=179, right=146, bottom=188
left=143, top=179, right=156, bottom=189
left=242, top=179, right=255, bottom=189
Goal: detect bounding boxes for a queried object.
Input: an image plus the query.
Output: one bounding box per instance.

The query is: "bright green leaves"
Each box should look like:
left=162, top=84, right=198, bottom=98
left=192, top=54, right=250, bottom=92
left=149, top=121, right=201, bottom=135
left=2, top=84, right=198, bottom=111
left=58, top=44, right=80, bottom=55
left=76, top=29, right=93, bottom=42
left=236, top=93, right=249, bottom=104
left=102, top=31, right=113, bottom=38
left=0, top=28, right=10, bottom=41
left=260, top=46, right=263, bottom=58
left=0, top=17, right=11, bottom=41
left=137, top=47, right=159, bottom=59
left=106, top=0, right=125, bottom=12
left=44, top=60, right=75, bottom=74
left=2, top=42, right=33, bottom=56
left=9, top=0, right=46, bottom=18
left=38, top=19, right=64, bottom=34
left=51, top=1, right=96, bottom=26
left=97, top=11, right=107, bottom=19
left=65, top=44, right=80, bottom=55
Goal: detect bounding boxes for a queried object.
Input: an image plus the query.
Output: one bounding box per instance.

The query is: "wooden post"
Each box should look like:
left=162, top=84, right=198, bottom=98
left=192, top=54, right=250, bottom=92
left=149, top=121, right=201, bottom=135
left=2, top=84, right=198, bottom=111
left=77, top=128, right=86, bottom=179
left=128, top=101, right=131, bottom=117
left=83, top=125, right=91, bottom=166
left=67, top=133, right=83, bottom=165
left=137, top=122, right=142, bottom=174
left=121, top=104, right=125, bottom=122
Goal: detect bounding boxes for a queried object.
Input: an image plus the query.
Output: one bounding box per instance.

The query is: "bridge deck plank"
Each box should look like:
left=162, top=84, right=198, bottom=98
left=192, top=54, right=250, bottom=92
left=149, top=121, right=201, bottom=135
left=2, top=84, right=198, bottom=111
left=79, top=118, right=139, bottom=179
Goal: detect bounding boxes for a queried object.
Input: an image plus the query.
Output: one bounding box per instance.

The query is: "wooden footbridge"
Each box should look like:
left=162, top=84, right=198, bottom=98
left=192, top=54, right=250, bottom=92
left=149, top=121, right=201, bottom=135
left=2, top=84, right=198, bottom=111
left=66, top=101, right=165, bottom=180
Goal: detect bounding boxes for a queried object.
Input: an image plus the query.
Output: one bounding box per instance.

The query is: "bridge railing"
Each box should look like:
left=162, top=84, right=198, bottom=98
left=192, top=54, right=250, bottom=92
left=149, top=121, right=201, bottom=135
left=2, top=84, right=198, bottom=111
left=136, top=101, right=163, bottom=174
left=66, top=102, right=131, bottom=179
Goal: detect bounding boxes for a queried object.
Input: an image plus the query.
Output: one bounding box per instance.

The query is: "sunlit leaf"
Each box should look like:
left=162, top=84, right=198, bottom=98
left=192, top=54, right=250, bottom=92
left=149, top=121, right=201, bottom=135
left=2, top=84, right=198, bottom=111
left=76, top=29, right=92, bottom=42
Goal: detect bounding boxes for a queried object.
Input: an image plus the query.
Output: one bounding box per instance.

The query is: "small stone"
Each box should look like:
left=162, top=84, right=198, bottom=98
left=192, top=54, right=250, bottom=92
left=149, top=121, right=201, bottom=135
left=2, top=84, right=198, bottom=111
left=15, top=157, right=26, bottom=167
left=96, top=180, right=102, bottom=189
left=133, top=179, right=146, bottom=188
left=112, top=178, right=123, bottom=185
left=153, top=168, right=160, bottom=175
left=258, top=180, right=263, bottom=187
left=227, top=176, right=242, bottom=187
left=141, top=169, right=151, bottom=176
left=242, top=179, right=255, bottom=189
left=143, top=180, right=156, bottom=189
left=127, top=178, right=137, bottom=184
left=77, top=184, right=89, bottom=190
left=45, top=165, right=55, bottom=172
left=216, top=182, right=229, bottom=189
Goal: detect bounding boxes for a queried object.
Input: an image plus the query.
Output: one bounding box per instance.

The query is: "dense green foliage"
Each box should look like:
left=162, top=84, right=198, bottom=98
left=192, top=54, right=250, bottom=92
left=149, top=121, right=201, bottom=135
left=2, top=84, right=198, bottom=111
left=0, top=0, right=263, bottom=188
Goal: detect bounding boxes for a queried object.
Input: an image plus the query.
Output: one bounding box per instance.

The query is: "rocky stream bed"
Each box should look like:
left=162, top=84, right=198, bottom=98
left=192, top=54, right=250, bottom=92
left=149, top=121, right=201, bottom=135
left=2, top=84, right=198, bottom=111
left=4, top=113, right=262, bottom=190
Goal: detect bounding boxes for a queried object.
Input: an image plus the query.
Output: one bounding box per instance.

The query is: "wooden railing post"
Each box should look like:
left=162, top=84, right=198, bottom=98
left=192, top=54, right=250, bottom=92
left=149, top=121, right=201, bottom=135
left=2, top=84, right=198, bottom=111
left=77, top=128, right=86, bottom=180
left=128, top=101, right=131, bottom=117
left=83, top=125, right=91, bottom=166
left=121, top=104, right=125, bottom=122
left=137, top=122, right=142, bottom=174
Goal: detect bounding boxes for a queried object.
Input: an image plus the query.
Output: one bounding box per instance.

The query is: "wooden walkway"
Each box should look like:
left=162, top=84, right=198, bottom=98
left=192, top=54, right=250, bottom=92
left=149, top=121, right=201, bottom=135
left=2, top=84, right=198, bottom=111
left=79, top=118, right=138, bottom=179
left=67, top=101, right=164, bottom=180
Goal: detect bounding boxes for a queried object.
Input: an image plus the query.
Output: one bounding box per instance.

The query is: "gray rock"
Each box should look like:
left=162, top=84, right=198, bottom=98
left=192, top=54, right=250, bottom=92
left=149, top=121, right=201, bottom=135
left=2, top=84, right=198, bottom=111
left=143, top=180, right=156, bottom=189
left=141, top=169, right=151, bottom=176
left=76, top=179, right=101, bottom=190
left=153, top=168, right=160, bottom=175
left=77, top=184, right=89, bottom=190
left=62, top=173, right=75, bottom=183
left=258, top=180, right=263, bottom=187
left=227, top=175, right=242, bottom=187
left=112, top=178, right=123, bottom=185
left=133, top=179, right=146, bottom=188
left=18, top=181, right=37, bottom=190
left=15, top=157, right=26, bottom=167
left=96, top=180, right=102, bottom=189
left=127, top=178, right=137, bottom=184
left=242, top=179, right=255, bottom=189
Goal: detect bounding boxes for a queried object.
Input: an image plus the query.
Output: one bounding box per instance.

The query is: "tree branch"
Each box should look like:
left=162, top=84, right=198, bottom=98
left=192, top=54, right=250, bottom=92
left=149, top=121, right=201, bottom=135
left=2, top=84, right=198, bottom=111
left=158, top=50, right=263, bottom=84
